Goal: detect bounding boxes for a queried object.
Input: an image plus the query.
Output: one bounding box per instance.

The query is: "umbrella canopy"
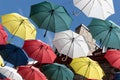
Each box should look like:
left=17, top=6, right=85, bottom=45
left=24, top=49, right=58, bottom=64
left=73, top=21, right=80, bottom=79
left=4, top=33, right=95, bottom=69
left=41, top=63, right=74, bottom=80
left=30, top=1, right=72, bottom=37
left=0, top=55, right=4, bottom=67
left=0, top=24, right=8, bottom=45
left=70, top=57, right=105, bottom=79
left=88, top=18, right=120, bottom=49
left=1, top=13, right=36, bottom=41
left=73, top=0, right=115, bottom=20
left=104, top=49, right=120, bottom=69
left=23, top=40, right=56, bottom=64
left=52, top=30, right=90, bottom=60
left=17, top=65, right=46, bottom=80
left=0, top=66, right=22, bottom=80
left=0, top=44, right=28, bottom=67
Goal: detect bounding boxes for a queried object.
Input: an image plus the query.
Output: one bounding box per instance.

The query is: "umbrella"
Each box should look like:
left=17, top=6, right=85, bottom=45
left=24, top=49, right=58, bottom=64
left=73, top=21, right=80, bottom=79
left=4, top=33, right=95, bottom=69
left=73, top=0, right=115, bottom=20
left=0, top=55, right=4, bottom=66
left=104, top=49, right=120, bottom=69
left=0, top=44, right=28, bottom=67
left=70, top=57, right=105, bottom=79
left=17, top=65, right=46, bottom=80
left=30, top=1, right=72, bottom=37
left=75, top=24, right=98, bottom=55
left=41, top=63, right=74, bottom=80
left=88, top=18, right=120, bottom=49
left=0, top=66, right=22, bottom=80
left=23, top=40, right=56, bottom=64
left=0, top=24, right=8, bottom=45
left=52, top=30, right=90, bottom=60
left=1, top=13, right=36, bottom=41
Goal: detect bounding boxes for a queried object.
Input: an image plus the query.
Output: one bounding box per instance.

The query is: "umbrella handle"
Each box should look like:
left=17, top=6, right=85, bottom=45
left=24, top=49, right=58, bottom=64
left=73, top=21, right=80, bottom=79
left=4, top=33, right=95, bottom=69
left=62, top=56, right=68, bottom=61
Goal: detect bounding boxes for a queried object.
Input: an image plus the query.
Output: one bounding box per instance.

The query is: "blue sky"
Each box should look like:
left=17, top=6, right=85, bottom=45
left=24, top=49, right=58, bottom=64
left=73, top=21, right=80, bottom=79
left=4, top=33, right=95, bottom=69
left=0, top=0, right=120, bottom=47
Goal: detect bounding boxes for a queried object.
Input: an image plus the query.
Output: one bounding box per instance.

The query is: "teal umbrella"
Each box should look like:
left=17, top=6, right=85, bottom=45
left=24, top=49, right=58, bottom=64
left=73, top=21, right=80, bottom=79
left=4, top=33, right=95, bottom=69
left=41, top=63, right=74, bottom=80
left=88, top=18, right=120, bottom=49
left=30, top=1, right=72, bottom=37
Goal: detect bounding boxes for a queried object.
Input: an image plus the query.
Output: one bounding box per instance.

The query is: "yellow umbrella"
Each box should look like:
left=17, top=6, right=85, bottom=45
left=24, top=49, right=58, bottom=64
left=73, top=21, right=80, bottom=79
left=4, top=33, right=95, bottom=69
left=1, top=13, right=36, bottom=41
left=70, top=57, right=105, bottom=79
left=0, top=55, right=4, bottom=66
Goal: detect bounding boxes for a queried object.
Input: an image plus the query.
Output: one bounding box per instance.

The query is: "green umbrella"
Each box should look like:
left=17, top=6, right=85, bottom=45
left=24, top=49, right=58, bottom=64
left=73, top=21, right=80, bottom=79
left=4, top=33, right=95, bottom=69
left=30, top=1, right=72, bottom=37
left=41, top=63, right=74, bottom=80
left=88, top=18, right=120, bottom=49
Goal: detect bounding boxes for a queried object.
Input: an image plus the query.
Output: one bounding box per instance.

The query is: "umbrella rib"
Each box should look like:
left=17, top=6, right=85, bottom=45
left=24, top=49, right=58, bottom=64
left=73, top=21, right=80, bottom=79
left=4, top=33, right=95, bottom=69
left=92, top=62, right=102, bottom=79
left=27, top=68, right=34, bottom=80
left=55, top=12, right=70, bottom=30
left=97, top=0, right=105, bottom=18
left=53, top=37, right=70, bottom=43
left=74, top=39, right=86, bottom=53
left=111, top=56, right=120, bottom=65
left=59, top=40, right=71, bottom=53
left=81, top=0, right=92, bottom=11
left=61, top=32, right=73, bottom=38
left=112, top=31, right=120, bottom=48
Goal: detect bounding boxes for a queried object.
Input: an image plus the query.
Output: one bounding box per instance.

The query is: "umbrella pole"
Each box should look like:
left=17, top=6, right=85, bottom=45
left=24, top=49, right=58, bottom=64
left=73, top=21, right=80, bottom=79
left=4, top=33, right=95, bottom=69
left=8, top=20, right=24, bottom=43
left=44, top=28, right=48, bottom=37
left=62, top=38, right=75, bottom=61
left=44, top=10, right=54, bottom=37
left=99, top=27, right=112, bottom=48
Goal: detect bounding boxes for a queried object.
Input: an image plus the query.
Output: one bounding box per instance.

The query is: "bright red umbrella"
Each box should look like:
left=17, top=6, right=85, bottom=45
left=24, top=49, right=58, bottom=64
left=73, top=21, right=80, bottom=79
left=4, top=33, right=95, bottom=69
left=0, top=24, right=8, bottom=44
left=104, top=49, right=120, bottom=69
left=23, top=40, right=56, bottom=64
left=17, top=65, right=46, bottom=80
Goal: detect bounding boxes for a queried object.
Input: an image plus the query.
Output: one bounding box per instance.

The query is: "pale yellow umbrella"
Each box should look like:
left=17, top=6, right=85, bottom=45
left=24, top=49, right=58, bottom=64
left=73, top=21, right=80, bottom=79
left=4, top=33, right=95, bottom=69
left=1, top=13, right=36, bottom=42
left=70, top=57, right=105, bottom=79
left=0, top=55, right=4, bottom=66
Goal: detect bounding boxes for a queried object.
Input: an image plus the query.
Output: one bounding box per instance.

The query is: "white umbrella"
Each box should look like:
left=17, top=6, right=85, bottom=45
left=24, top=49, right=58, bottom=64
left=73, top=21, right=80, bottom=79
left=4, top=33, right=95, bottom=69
left=73, top=0, right=115, bottom=20
left=0, top=66, right=22, bottom=80
left=52, top=30, right=90, bottom=60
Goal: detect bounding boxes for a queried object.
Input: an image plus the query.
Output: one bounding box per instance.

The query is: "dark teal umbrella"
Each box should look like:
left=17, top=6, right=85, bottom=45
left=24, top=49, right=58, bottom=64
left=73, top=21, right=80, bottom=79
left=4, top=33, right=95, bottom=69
left=30, top=1, right=72, bottom=37
left=88, top=18, right=120, bottom=49
left=41, top=63, right=74, bottom=80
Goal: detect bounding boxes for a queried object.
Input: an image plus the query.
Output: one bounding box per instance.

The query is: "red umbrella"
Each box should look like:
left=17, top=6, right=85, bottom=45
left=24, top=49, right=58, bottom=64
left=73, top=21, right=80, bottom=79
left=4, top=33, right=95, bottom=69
left=17, top=65, right=46, bottom=80
left=23, top=40, right=56, bottom=64
left=104, top=49, right=120, bottom=69
left=0, top=78, right=11, bottom=80
left=0, top=24, right=8, bottom=45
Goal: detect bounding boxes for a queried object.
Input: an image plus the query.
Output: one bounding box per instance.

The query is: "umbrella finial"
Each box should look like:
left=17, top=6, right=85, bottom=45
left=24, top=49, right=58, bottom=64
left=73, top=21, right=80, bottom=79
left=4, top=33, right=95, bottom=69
left=51, top=9, right=54, bottom=15
left=72, top=38, right=75, bottom=43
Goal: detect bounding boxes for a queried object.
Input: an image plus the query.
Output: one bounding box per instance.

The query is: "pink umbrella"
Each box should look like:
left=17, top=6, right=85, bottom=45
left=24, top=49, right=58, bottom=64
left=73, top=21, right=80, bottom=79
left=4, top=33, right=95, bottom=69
left=104, top=49, right=120, bottom=69
left=17, top=65, right=46, bottom=80
left=0, top=24, right=8, bottom=44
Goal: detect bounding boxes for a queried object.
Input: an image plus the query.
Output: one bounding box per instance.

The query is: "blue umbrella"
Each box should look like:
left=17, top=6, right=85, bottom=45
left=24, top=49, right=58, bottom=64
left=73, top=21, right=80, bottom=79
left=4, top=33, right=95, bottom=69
left=0, top=44, right=28, bottom=67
